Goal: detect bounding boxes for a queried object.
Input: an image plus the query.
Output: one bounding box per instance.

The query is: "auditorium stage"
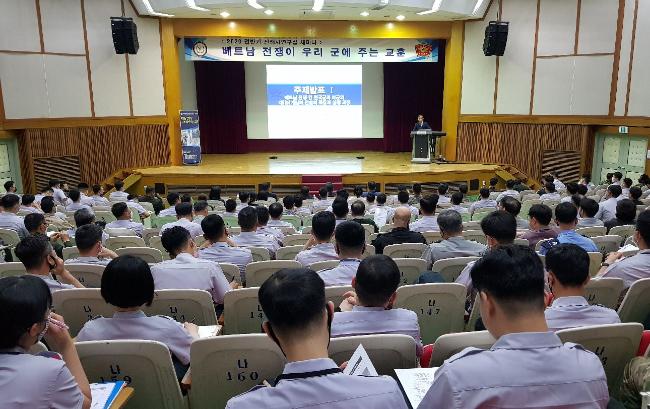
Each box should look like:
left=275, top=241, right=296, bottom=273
left=130, top=152, right=503, bottom=194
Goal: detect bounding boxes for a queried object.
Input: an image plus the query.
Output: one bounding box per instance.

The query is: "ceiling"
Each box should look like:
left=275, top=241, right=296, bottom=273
left=133, top=0, right=491, bottom=21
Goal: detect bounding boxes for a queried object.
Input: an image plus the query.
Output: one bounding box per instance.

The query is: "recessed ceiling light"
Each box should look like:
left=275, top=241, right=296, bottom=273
left=312, top=0, right=324, bottom=12
left=264, top=9, right=274, bottom=15
left=472, top=0, right=486, bottom=14
left=360, top=11, right=369, bottom=16
left=417, top=0, right=442, bottom=15
left=220, top=10, right=230, bottom=17
left=396, top=14, right=405, bottom=20
left=142, top=0, right=174, bottom=17
left=185, top=0, right=209, bottom=11
left=247, top=0, right=264, bottom=9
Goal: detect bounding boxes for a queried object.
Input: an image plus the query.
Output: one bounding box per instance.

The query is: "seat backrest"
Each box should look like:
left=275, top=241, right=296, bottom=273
left=471, top=209, right=493, bottom=221
left=245, top=260, right=302, bottom=287
left=588, top=252, right=604, bottom=277
left=393, top=258, right=428, bottom=286
left=328, top=334, right=417, bottom=376
left=93, top=211, right=117, bottom=224
left=556, top=323, right=643, bottom=393
left=617, top=278, right=650, bottom=324
left=379, top=223, right=395, bottom=233
left=143, top=289, right=217, bottom=325
left=105, top=227, right=137, bottom=237
left=421, top=231, right=442, bottom=244
left=462, top=230, right=486, bottom=244
left=282, top=234, right=311, bottom=247
left=142, top=228, right=161, bottom=246
left=591, top=235, right=623, bottom=255
left=362, top=223, right=375, bottom=240
left=395, top=283, right=466, bottom=345
left=431, top=256, right=480, bottom=283
left=219, top=263, right=240, bottom=283
left=115, top=247, right=163, bottom=264
left=65, top=264, right=105, bottom=288
left=281, top=215, right=302, bottom=229
left=0, top=228, right=20, bottom=246
left=324, top=285, right=354, bottom=308
left=248, top=247, right=271, bottom=262
left=465, top=294, right=481, bottom=331
left=0, top=262, right=26, bottom=279
left=576, top=226, right=607, bottom=238
left=148, top=236, right=171, bottom=261
left=309, top=260, right=339, bottom=271
left=462, top=221, right=480, bottom=230
left=221, top=216, right=239, bottom=227
left=608, top=225, right=636, bottom=244
left=275, top=245, right=304, bottom=260
left=513, top=238, right=529, bottom=246
left=105, top=236, right=146, bottom=251
left=152, top=216, right=177, bottom=229
left=584, top=278, right=625, bottom=309
left=522, top=194, right=540, bottom=201
left=189, top=334, right=286, bottom=409
left=383, top=243, right=428, bottom=259
left=429, top=331, right=496, bottom=367
left=363, top=244, right=375, bottom=257
left=62, top=246, right=80, bottom=261
left=52, top=289, right=113, bottom=336
left=223, top=288, right=265, bottom=335
left=76, top=340, right=185, bottom=409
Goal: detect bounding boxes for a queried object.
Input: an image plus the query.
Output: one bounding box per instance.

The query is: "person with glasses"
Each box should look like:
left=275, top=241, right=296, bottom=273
left=24, top=213, right=73, bottom=259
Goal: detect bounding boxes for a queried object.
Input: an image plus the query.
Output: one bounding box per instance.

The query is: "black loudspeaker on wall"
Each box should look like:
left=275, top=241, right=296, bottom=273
left=483, top=21, right=509, bottom=56
left=111, top=17, right=139, bottom=55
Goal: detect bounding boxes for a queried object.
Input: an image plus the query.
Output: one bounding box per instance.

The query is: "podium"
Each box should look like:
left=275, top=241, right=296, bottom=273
left=410, top=130, right=446, bottom=163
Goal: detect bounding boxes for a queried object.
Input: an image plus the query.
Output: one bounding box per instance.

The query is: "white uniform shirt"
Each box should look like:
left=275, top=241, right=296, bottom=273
left=126, top=201, right=147, bottom=215
left=64, top=256, right=112, bottom=266
left=410, top=215, right=439, bottom=232
left=318, top=259, right=360, bottom=287
left=0, top=212, right=29, bottom=239
left=540, top=192, right=561, bottom=201
left=311, top=199, right=333, bottom=213
left=495, top=190, right=520, bottom=203
left=91, top=195, right=110, bottom=207
left=231, top=231, right=280, bottom=257
left=267, top=219, right=293, bottom=228
left=545, top=295, right=621, bottom=332
left=108, top=191, right=129, bottom=202
left=595, top=197, right=618, bottom=222
left=160, top=218, right=204, bottom=239
left=79, top=193, right=95, bottom=206
left=65, top=202, right=91, bottom=212
left=52, top=188, right=69, bottom=206
left=600, top=249, right=650, bottom=288
left=26, top=273, right=75, bottom=292
left=158, top=206, right=177, bottom=217
left=553, top=178, right=566, bottom=190
left=19, top=206, right=42, bottom=214
left=437, top=195, right=451, bottom=204
left=469, top=199, right=497, bottom=215
left=106, top=219, right=144, bottom=237
left=198, top=242, right=253, bottom=282
left=449, top=205, right=469, bottom=214
left=577, top=217, right=605, bottom=228
left=257, top=226, right=284, bottom=242
left=295, top=242, right=338, bottom=266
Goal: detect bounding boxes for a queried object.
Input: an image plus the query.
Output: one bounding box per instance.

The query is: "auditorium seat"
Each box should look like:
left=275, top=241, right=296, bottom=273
left=422, top=231, right=442, bottom=244
left=428, top=331, right=496, bottom=367
left=0, top=228, right=20, bottom=258
left=383, top=243, right=428, bottom=259
left=575, top=226, right=607, bottom=238
left=218, top=262, right=240, bottom=283
left=222, top=287, right=265, bottom=335
left=245, top=260, right=302, bottom=287
left=588, top=252, right=605, bottom=277
left=105, top=236, right=146, bottom=251
left=248, top=247, right=271, bottom=262
left=65, top=264, right=105, bottom=288
left=52, top=288, right=113, bottom=336
left=462, top=230, right=486, bottom=245
left=584, top=278, right=625, bottom=309
left=93, top=211, right=117, bottom=224
left=309, top=260, right=339, bottom=271
left=221, top=216, right=238, bottom=227
left=148, top=236, right=171, bottom=261
left=393, top=258, right=429, bottom=286
left=152, top=215, right=177, bottom=229
left=609, top=225, right=636, bottom=245
left=281, top=215, right=301, bottom=229
left=617, top=278, right=650, bottom=325
left=328, top=334, right=417, bottom=376
left=465, top=294, right=481, bottom=332
left=591, top=235, right=625, bottom=255
left=324, top=285, right=353, bottom=307
left=363, top=244, right=376, bottom=257
left=513, top=238, right=530, bottom=246
left=62, top=246, right=81, bottom=261
left=379, top=223, right=395, bottom=233
left=0, top=262, right=26, bottom=279
left=431, top=256, right=480, bottom=283
left=116, top=247, right=163, bottom=264
left=142, top=228, right=161, bottom=245
left=282, top=234, right=311, bottom=247
left=471, top=208, right=494, bottom=222
left=144, top=289, right=217, bottom=325
left=275, top=245, right=304, bottom=260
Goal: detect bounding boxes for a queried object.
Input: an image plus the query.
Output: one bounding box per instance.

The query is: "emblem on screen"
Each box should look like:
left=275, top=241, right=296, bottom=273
left=193, top=41, right=208, bottom=57
left=414, top=42, right=433, bottom=58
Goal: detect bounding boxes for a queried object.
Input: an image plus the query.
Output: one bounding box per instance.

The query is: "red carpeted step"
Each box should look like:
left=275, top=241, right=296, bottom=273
left=301, top=175, right=343, bottom=195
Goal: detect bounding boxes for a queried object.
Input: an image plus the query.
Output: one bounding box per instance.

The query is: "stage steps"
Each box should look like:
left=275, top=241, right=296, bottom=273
left=301, top=175, right=343, bottom=196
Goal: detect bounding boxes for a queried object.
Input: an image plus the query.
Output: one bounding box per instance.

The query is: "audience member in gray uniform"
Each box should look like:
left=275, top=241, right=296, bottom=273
left=331, top=198, right=350, bottom=225
left=105, top=202, right=144, bottom=237
left=469, top=188, right=498, bottom=217
left=65, top=190, right=91, bottom=212
left=409, top=195, right=439, bottom=232
left=595, top=185, right=622, bottom=222
left=499, top=196, right=529, bottom=230
left=577, top=197, right=605, bottom=227
left=296, top=211, right=338, bottom=267
left=255, top=206, right=284, bottom=242
left=67, top=208, right=109, bottom=244
left=604, top=199, right=637, bottom=233
left=428, top=210, right=486, bottom=264
left=0, top=275, right=92, bottom=409
left=318, top=221, right=365, bottom=287
left=0, top=194, right=29, bottom=239
left=64, top=224, right=117, bottom=266
left=231, top=206, right=280, bottom=258
left=24, top=212, right=72, bottom=259
left=225, top=268, right=409, bottom=409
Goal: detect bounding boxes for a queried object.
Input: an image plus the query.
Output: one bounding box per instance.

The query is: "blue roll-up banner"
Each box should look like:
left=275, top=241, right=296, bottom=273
left=180, top=110, right=202, bottom=165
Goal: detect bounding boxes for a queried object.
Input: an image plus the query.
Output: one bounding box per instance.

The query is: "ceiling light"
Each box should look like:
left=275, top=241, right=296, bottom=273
left=185, top=0, right=209, bottom=11
left=142, top=0, right=174, bottom=17
left=360, top=11, right=369, bottom=16
left=472, top=0, right=486, bottom=14
left=396, top=14, right=405, bottom=20
left=312, top=0, right=324, bottom=12
left=247, top=0, right=265, bottom=9
left=417, top=0, right=442, bottom=15
left=264, top=9, right=274, bottom=15
left=220, top=11, right=230, bottom=17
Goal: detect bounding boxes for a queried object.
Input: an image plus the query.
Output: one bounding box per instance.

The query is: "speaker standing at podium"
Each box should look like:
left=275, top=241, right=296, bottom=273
left=412, top=114, right=431, bottom=131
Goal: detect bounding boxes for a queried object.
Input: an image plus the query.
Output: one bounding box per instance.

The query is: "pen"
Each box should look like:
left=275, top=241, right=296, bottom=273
left=48, top=317, right=69, bottom=331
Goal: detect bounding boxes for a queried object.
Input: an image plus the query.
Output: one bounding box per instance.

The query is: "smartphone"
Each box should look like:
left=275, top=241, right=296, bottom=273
left=46, top=231, right=56, bottom=238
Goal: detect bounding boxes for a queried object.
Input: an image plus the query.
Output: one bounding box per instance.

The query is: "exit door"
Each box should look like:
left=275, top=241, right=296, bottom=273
left=593, top=134, right=648, bottom=184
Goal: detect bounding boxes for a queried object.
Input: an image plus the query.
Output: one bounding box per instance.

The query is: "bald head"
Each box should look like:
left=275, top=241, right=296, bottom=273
left=393, top=207, right=412, bottom=227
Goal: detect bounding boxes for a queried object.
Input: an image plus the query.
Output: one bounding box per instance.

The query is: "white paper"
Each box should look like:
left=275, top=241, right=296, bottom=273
left=90, top=382, right=124, bottom=409
left=343, top=344, right=378, bottom=377
left=619, top=244, right=639, bottom=257
left=198, top=325, right=221, bottom=338
left=394, top=368, right=438, bottom=409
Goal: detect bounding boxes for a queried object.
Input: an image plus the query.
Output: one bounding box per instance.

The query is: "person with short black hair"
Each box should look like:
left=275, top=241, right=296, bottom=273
left=561, top=182, right=580, bottom=203
left=629, top=186, right=643, bottom=205
left=604, top=198, right=637, bottom=233
left=488, top=177, right=499, bottom=191
left=410, top=195, right=440, bottom=232
left=418, top=245, right=609, bottom=409
left=108, top=180, right=129, bottom=202
left=450, top=192, right=468, bottom=214
left=495, top=179, right=520, bottom=202
left=469, top=188, right=498, bottom=217
left=427, top=210, right=486, bottom=266
left=311, top=186, right=333, bottom=213
left=208, top=186, right=224, bottom=203
left=67, top=208, right=108, bottom=245
left=349, top=200, right=378, bottom=233
left=0, top=275, right=92, bottom=409
left=105, top=202, right=144, bottom=237
left=231, top=206, right=280, bottom=257
left=20, top=194, right=42, bottom=214
left=539, top=182, right=560, bottom=201
left=76, top=183, right=94, bottom=207
left=368, top=192, right=395, bottom=228
left=223, top=198, right=238, bottom=216
left=318, top=221, right=366, bottom=286
left=3, top=180, right=16, bottom=194
left=75, top=256, right=196, bottom=379
left=282, top=195, right=296, bottom=215
left=331, top=198, right=349, bottom=225
left=159, top=192, right=181, bottom=217
left=65, top=224, right=117, bottom=266
left=539, top=202, right=598, bottom=255
left=372, top=207, right=427, bottom=255
left=192, top=200, right=209, bottom=224
left=612, top=171, right=623, bottom=186
left=292, top=195, right=311, bottom=217
left=437, top=183, right=451, bottom=204
left=34, top=185, right=53, bottom=205
left=298, top=185, right=311, bottom=200
left=267, top=202, right=293, bottom=229
left=519, top=204, right=557, bottom=249
left=89, top=183, right=110, bottom=207
left=65, top=189, right=91, bottom=212
left=126, top=194, right=151, bottom=220
left=397, top=190, right=419, bottom=217
left=41, top=196, right=73, bottom=230
left=545, top=244, right=620, bottom=331
left=256, top=205, right=284, bottom=242
left=595, top=184, right=622, bottom=222
left=137, top=185, right=163, bottom=215
left=199, top=214, right=253, bottom=282
left=160, top=202, right=203, bottom=238
left=49, top=179, right=70, bottom=206
left=296, top=211, right=338, bottom=266
left=15, top=235, right=84, bottom=291
left=498, top=196, right=529, bottom=230
left=577, top=197, right=604, bottom=227
left=407, top=183, right=422, bottom=205
left=0, top=194, right=29, bottom=238
left=332, top=255, right=422, bottom=355
left=24, top=213, right=73, bottom=259
left=225, top=268, right=408, bottom=409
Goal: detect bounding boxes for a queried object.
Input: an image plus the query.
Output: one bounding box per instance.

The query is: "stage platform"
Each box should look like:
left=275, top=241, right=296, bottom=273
left=130, top=152, right=504, bottom=194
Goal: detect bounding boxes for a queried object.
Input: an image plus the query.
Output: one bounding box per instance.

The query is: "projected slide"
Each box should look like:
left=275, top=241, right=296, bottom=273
left=266, top=65, right=363, bottom=139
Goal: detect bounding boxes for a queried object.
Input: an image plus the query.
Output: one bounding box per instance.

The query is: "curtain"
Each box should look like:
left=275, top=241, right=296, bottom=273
left=195, top=61, right=249, bottom=153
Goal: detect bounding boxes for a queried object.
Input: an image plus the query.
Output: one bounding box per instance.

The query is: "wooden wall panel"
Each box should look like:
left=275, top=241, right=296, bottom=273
left=19, top=123, right=169, bottom=192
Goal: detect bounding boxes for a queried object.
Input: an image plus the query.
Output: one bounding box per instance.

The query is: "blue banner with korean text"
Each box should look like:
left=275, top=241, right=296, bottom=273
left=185, top=37, right=439, bottom=63
left=180, top=110, right=202, bottom=165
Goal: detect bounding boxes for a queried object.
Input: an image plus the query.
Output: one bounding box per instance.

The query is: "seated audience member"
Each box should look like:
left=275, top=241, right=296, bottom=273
left=369, top=193, right=394, bottom=227
left=596, top=185, right=622, bottom=222
left=34, top=186, right=53, bottom=204
left=621, top=177, right=633, bottom=198
left=333, top=255, right=422, bottom=356
left=256, top=206, right=284, bottom=242
left=160, top=203, right=203, bottom=239
left=408, top=183, right=422, bottom=205
left=410, top=195, right=439, bottom=232
left=282, top=195, right=296, bottom=215
left=620, top=356, right=650, bottom=408
left=65, top=190, right=91, bottom=212
left=138, top=186, right=163, bottom=215
left=0, top=275, right=92, bottom=409
left=235, top=192, right=250, bottom=212
left=223, top=199, right=238, bottom=217
left=40, top=196, right=72, bottom=230
left=398, top=190, right=419, bottom=217
left=231, top=206, right=280, bottom=257
left=67, top=208, right=108, bottom=245
left=544, top=244, right=620, bottom=331
left=296, top=211, right=337, bottom=266
left=108, top=180, right=129, bottom=202
left=350, top=185, right=364, bottom=203
left=192, top=200, right=209, bottom=224
left=428, top=210, right=486, bottom=265
left=561, top=182, right=579, bottom=203
left=125, top=194, right=150, bottom=219
left=153, top=226, right=235, bottom=305
left=299, top=185, right=312, bottom=200
left=259, top=182, right=277, bottom=201
left=267, top=203, right=293, bottom=229
left=539, top=182, right=561, bottom=201
left=539, top=202, right=598, bottom=255
left=579, top=174, right=595, bottom=190
left=199, top=215, right=252, bottom=283
left=604, top=199, right=637, bottom=233
left=459, top=183, right=469, bottom=197
left=0, top=194, right=29, bottom=238
left=247, top=191, right=258, bottom=206
left=577, top=197, right=605, bottom=227
left=20, top=195, right=42, bottom=214
left=418, top=245, right=609, bottom=408
left=3, top=180, right=16, bottom=194
left=335, top=189, right=350, bottom=204
left=387, top=185, right=405, bottom=206
left=331, top=198, right=350, bottom=225
left=449, top=192, right=468, bottom=214
left=362, top=180, right=380, bottom=197
left=65, top=224, right=117, bottom=266
left=225, top=268, right=408, bottom=409
left=436, top=183, right=451, bottom=204
left=208, top=186, right=225, bottom=204
left=598, top=210, right=650, bottom=288
left=514, top=180, right=531, bottom=192
left=293, top=196, right=311, bottom=217
left=456, top=211, right=516, bottom=288
left=605, top=172, right=614, bottom=185
left=325, top=182, right=335, bottom=198
left=612, top=171, right=623, bottom=186
left=629, top=186, right=644, bottom=205
left=180, top=194, right=192, bottom=204
left=488, top=177, right=498, bottom=192
left=469, top=188, right=497, bottom=216
left=77, top=183, right=95, bottom=206
left=15, top=235, right=84, bottom=291
left=49, top=179, right=69, bottom=206
left=311, top=187, right=332, bottom=213
left=520, top=204, right=557, bottom=249
left=159, top=192, right=180, bottom=217
left=90, top=184, right=110, bottom=207
left=105, top=202, right=144, bottom=237
left=24, top=213, right=72, bottom=258
left=577, top=183, right=589, bottom=197
left=75, top=256, right=196, bottom=379
left=318, top=221, right=365, bottom=286
left=495, top=179, right=520, bottom=202
left=498, top=196, right=529, bottom=230
left=365, top=192, right=377, bottom=212
left=372, top=207, right=427, bottom=254
left=349, top=200, right=378, bottom=233
left=551, top=170, right=566, bottom=190
left=537, top=176, right=554, bottom=196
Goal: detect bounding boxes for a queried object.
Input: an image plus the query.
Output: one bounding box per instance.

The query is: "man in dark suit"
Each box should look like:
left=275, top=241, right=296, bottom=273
left=412, top=114, right=431, bottom=131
